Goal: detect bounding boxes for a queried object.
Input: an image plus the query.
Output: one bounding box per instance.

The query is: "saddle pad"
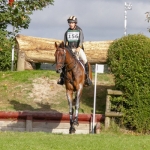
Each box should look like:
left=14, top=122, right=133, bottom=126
left=79, top=60, right=85, bottom=73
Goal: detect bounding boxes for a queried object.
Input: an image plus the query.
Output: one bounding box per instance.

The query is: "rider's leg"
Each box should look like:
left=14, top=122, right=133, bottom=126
left=57, top=67, right=65, bottom=85
left=84, top=62, right=92, bottom=86
left=78, top=48, right=92, bottom=86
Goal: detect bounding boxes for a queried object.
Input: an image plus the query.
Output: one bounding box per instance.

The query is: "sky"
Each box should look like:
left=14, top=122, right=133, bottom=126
left=19, top=0, right=150, bottom=41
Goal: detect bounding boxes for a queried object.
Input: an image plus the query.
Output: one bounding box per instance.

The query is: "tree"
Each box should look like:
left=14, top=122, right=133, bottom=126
left=0, top=0, right=54, bottom=38
left=145, top=12, right=150, bottom=32
left=0, top=0, right=54, bottom=70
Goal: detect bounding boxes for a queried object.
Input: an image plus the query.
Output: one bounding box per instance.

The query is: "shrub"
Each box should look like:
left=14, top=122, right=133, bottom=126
left=107, top=34, right=150, bottom=133
left=0, top=29, right=17, bottom=71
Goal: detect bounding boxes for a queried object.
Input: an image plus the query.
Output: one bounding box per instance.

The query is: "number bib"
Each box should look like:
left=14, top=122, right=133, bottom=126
left=67, top=30, right=80, bottom=42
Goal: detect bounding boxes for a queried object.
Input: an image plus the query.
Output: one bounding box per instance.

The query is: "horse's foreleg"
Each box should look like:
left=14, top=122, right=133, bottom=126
left=66, top=90, right=75, bottom=133
left=66, top=90, right=73, bottom=122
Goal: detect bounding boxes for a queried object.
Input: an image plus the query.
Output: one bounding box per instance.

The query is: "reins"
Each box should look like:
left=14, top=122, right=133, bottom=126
left=55, top=47, right=80, bottom=84
left=55, top=49, right=66, bottom=70
left=56, top=48, right=77, bottom=72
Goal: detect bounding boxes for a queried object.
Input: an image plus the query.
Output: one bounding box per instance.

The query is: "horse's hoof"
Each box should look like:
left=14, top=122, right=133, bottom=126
left=69, top=127, right=76, bottom=134
left=73, top=117, right=79, bottom=126
left=74, top=122, right=79, bottom=126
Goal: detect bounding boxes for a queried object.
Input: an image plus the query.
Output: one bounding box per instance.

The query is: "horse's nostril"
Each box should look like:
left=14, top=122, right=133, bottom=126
left=56, top=69, right=62, bottom=73
left=59, top=69, right=62, bottom=73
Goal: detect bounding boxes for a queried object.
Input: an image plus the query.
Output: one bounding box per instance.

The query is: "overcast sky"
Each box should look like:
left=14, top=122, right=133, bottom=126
left=19, top=0, right=150, bottom=41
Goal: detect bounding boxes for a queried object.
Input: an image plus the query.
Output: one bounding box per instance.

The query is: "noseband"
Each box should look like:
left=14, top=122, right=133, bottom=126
left=55, top=48, right=66, bottom=69
left=55, top=48, right=77, bottom=71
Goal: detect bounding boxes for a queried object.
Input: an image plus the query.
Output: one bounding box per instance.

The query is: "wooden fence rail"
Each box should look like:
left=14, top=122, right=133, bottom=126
left=0, top=111, right=104, bottom=134
left=105, top=89, right=123, bottom=130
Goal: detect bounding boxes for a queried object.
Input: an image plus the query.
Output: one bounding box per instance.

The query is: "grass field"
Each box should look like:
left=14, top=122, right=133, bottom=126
left=0, top=131, right=150, bottom=150
left=0, top=70, right=115, bottom=113
left=0, top=71, right=149, bottom=149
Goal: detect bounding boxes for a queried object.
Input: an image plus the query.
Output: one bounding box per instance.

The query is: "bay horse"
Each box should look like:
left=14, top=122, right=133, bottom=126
left=54, top=42, right=92, bottom=134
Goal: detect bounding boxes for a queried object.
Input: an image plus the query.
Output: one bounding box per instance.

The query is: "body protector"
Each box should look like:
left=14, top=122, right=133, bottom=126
left=64, top=25, right=84, bottom=49
left=64, top=26, right=87, bottom=64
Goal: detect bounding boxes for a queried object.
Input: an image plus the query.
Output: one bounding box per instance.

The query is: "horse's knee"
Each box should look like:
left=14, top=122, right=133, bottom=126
left=68, top=101, right=72, bottom=107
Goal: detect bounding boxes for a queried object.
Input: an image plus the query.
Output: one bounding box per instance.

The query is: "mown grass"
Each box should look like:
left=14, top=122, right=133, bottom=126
left=0, top=131, right=149, bottom=150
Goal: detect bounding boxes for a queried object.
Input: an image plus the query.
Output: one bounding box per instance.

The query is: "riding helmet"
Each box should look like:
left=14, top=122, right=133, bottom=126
left=67, top=16, right=77, bottom=23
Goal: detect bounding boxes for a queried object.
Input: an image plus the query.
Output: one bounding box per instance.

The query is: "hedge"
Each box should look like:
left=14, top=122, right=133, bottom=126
left=107, top=34, right=150, bottom=133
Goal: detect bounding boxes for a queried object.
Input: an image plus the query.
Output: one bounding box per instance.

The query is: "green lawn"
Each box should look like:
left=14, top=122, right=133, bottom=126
left=0, top=132, right=149, bottom=150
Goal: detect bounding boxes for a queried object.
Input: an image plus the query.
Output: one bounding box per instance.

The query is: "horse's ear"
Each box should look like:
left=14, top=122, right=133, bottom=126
left=62, top=41, right=65, bottom=47
left=55, top=42, right=58, bottom=48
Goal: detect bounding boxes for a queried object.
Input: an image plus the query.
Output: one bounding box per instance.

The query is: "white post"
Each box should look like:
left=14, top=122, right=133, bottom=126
left=92, top=64, right=104, bottom=133
left=124, top=2, right=132, bottom=36
left=92, top=64, right=98, bottom=133
left=10, top=0, right=16, bottom=71
left=11, top=25, right=15, bottom=71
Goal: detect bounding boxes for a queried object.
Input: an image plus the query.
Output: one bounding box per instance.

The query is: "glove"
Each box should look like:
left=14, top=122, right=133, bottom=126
left=76, top=47, right=81, bottom=52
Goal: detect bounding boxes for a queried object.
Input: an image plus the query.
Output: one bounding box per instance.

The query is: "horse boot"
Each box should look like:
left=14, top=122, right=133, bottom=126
left=57, top=67, right=65, bottom=85
left=85, top=62, right=92, bottom=86
left=73, top=117, right=79, bottom=126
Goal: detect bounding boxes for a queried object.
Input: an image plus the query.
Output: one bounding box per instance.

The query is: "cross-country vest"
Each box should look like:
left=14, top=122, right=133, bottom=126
left=66, top=29, right=80, bottom=48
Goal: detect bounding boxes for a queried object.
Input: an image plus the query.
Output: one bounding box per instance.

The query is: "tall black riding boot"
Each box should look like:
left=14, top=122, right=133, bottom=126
left=85, top=62, right=92, bottom=86
left=57, top=67, right=65, bottom=85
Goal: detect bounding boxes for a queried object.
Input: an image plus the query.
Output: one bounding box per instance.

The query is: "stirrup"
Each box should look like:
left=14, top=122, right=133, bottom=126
left=85, top=78, right=92, bottom=86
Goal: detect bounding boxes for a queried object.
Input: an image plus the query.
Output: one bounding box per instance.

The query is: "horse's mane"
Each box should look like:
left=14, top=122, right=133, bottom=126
left=66, top=46, right=78, bottom=60
left=59, top=43, right=77, bottom=60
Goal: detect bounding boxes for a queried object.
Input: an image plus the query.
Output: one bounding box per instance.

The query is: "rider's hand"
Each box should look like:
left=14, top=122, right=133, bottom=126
left=76, top=47, right=81, bottom=52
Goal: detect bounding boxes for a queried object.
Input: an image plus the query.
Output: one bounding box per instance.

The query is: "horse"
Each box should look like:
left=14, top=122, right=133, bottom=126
left=54, top=41, right=92, bottom=134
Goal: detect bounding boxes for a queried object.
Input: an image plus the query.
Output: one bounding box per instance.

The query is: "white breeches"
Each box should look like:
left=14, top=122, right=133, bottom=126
left=72, top=48, right=87, bottom=64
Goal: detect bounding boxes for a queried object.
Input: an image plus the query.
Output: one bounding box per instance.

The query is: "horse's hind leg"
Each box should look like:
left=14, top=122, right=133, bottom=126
left=69, top=108, right=76, bottom=134
left=66, top=90, right=76, bottom=134
left=74, top=108, right=79, bottom=126
left=74, top=87, right=83, bottom=126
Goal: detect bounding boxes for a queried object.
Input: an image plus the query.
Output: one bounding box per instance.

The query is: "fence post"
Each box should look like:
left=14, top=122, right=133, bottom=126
left=105, top=95, right=111, bottom=130
left=105, top=89, right=123, bottom=130
left=17, top=50, right=25, bottom=71
left=26, top=115, right=33, bottom=132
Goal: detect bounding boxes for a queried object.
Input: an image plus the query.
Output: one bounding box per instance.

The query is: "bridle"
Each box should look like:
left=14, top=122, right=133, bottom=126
left=55, top=48, right=66, bottom=70
left=55, top=47, right=77, bottom=72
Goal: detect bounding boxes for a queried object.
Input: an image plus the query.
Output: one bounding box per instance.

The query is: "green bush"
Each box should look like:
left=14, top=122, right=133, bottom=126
left=107, top=34, right=150, bottom=133
left=0, top=30, right=17, bottom=71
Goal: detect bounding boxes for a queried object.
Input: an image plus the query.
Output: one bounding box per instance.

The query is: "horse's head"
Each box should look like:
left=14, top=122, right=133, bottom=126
left=54, top=42, right=66, bottom=73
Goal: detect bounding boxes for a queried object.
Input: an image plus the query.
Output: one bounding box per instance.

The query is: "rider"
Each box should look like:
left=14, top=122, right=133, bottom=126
left=57, top=16, right=92, bottom=86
